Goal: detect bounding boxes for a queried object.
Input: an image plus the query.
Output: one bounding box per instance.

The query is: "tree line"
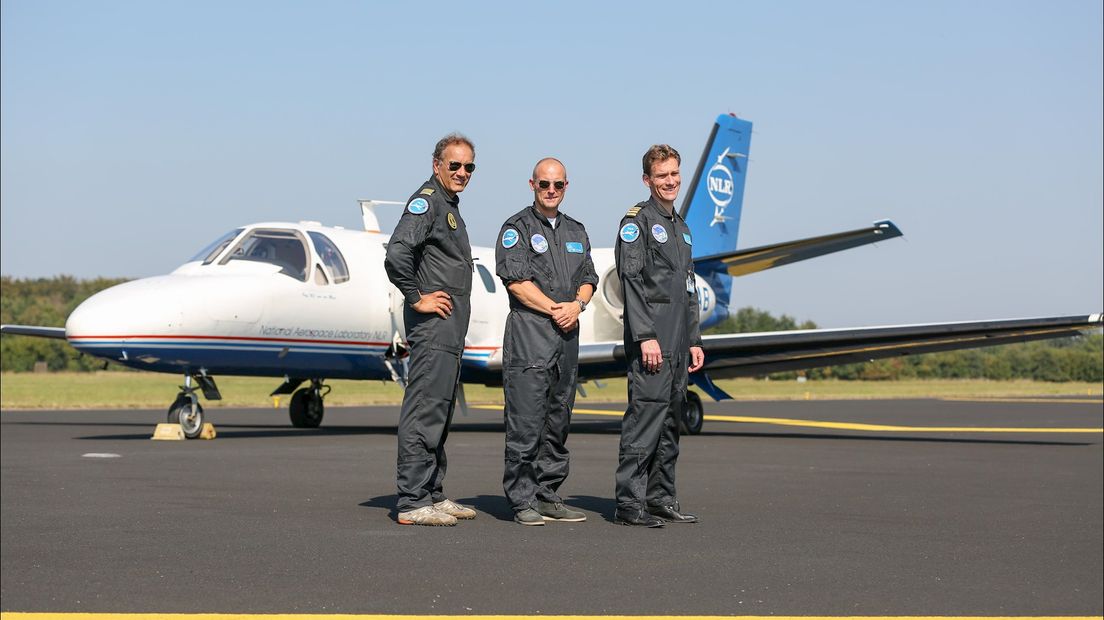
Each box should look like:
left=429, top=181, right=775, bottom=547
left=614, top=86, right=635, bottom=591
left=2, top=276, right=1101, bottom=381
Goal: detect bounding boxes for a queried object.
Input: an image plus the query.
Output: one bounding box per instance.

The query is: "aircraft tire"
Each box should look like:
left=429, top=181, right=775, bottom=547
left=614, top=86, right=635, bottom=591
left=680, top=390, right=704, bottom=435
left=168, top=395, right=205, bottom=439
left=289, top=388, right=324, bottom=428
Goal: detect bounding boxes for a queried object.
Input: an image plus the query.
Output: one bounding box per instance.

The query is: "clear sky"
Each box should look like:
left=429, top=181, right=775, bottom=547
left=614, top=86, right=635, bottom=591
left=2, top=0, right=1101, bottom=328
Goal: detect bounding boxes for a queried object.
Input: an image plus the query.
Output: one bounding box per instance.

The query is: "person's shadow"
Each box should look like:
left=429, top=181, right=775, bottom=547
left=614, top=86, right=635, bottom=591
left=361, top=493, right=616, bottom=522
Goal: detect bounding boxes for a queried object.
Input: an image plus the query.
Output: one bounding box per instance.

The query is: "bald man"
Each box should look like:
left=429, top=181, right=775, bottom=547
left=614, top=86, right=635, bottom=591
left=495, top=158, right=598, bottom=526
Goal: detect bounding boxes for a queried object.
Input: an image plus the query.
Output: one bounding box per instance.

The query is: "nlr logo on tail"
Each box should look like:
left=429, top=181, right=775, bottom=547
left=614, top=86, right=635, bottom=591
left=680, top=114, right=753, bottom=327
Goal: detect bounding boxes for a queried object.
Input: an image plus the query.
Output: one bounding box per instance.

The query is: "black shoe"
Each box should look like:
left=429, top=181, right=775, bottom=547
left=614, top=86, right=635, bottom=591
left=614, top=507, right=665, bottom=527
left=647, top=504, right=698, bottom=523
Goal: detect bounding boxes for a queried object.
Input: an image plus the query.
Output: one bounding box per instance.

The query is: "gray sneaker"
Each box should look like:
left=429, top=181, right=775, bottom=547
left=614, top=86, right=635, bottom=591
left=536, top=500, right=587, bottom=522
left=433, top=498, right=476, bottom=520
left=397, top=505, right=457, bottom=526
left=514, top=508, right=545, bottom=526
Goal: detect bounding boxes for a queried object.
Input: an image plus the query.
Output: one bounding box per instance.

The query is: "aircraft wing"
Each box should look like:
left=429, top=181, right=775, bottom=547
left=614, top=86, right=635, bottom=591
left=0, top=324, right=67, bottom=339
left=694, top=220, right=903, bottom=277
left=575, top=313, right=1102, bottom=380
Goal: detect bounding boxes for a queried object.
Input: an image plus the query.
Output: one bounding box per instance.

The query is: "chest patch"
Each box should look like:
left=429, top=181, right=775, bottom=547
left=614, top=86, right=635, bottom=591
left=619, top=223, right=640, bottom=243
left=683, top=232, right=692, bottom=245
left=501, top=228, right=519, bottom=248
left=651, top=224, right=668, bottom=243
left=407, top=198, right=429, bottom=215
left=531, top=233, right=549, bottom=253
left=447, top=212, right=458, bottom=230
left=565, top=241, right=584, bottom=254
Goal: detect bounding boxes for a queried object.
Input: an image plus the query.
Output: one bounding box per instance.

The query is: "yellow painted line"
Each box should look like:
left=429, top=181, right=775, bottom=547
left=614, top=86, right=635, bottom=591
left=473, top=405, right=1104, bottom=433
left=4, top=616, right=1103, bottom=620
left=940, top=397, right=1103, bottom=404
left=697, top=414, right=1102, bottom=433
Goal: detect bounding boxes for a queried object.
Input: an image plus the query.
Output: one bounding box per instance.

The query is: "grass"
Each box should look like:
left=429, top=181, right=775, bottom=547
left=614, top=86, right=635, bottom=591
left=1, top=371, right=1100, bottom=410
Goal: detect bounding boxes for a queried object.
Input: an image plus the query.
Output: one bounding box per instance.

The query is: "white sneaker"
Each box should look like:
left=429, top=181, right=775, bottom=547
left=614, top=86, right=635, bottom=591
left=397, top=505, right=457, bottom=526
left=433, top=498, right=477, bottom=520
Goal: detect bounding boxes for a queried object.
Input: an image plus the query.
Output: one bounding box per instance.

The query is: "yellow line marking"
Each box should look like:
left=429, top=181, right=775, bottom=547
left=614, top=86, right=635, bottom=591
left=3, top=615, right=1103, bottom=620
left=473, top=405, right=1104, bottom=433
left=4, top=616, right=1103, bottom=620
left=940, top=397, right=1103, bottom=404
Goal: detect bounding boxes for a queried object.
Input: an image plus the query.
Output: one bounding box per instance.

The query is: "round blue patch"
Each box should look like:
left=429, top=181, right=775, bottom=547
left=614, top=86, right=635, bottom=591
left=651, top=224, right=669, bottom=243
left=501, top=228, right=519, bottom=249
left=619, top=223, right=640, bottom=243
left=530, top=233, right=548, bottom=253
left=407, top=198, right=429, bottom=215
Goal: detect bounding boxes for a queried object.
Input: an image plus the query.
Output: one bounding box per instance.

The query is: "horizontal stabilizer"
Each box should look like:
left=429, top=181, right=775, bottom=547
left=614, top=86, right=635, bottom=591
left=694, top=220, right=903, bottom=278
left=0, top=324, right=67, bottom=339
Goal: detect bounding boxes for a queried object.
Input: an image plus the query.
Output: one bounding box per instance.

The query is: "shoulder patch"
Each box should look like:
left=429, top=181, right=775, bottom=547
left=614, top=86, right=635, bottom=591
left=619, top=223, right=641, bottom=243
left=501, top=228, right=519, bottom=249
left=625, top=206, right=642, bottom=218
left=407, top=198, right=429, bottom=215
left=419, top=188, right=435, bottom=196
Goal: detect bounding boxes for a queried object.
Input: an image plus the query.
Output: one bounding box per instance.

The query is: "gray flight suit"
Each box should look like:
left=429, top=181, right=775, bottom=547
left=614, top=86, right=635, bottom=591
left=614, top=197, right=702, bottom=512
left=384, top=176, right=473, bottom=512
left=495, top=205, right=599, bottom=512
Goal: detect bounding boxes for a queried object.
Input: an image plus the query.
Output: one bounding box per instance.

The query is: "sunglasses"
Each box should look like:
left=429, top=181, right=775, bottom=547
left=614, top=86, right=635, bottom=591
left=442, top=160, right=476, bottom=173
left=536, top=180, right=567, bottom=191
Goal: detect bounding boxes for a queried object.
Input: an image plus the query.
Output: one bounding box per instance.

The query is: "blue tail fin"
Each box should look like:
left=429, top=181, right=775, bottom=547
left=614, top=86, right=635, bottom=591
left=680, top=114, right=752, bottom=328
left=679, top=114, right=752, bottom=258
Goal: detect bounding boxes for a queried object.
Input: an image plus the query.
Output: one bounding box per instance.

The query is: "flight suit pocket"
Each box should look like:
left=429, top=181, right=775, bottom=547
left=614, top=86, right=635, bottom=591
left=647, top=248, right=675, bottom=303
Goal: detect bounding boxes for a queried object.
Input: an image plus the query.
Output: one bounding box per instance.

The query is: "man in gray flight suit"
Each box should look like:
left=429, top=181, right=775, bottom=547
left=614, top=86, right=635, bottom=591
left=384, top=133, right=479, bottom=526
left=614, top=144, right=706, bottom=528
left=496, top=157, right=598, bottom=526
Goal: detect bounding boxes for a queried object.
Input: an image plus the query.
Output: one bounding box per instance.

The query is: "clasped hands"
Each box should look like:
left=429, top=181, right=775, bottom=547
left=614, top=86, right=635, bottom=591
left=550, top=301, right=581, bottom=332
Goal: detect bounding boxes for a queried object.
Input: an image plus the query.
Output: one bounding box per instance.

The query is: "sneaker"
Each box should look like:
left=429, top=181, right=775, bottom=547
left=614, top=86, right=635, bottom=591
left=514, top=508, right=545, bottom=526
left=433, top=499, right=476, bottom=520
left=397, top=505, right=457, bottom=526
left=536, top=500, right=587, bottom=522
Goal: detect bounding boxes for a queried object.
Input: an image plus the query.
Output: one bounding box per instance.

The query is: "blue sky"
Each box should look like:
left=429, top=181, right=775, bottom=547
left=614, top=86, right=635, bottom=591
left=2, top=0, right=1101, bottom=327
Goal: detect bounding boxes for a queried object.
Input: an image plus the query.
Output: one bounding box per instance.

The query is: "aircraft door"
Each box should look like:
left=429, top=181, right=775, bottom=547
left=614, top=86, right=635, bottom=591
left=385, top=288, right=410, bottom=386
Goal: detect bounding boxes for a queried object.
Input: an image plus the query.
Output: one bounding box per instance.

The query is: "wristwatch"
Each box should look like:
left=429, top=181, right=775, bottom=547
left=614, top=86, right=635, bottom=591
left=576, top=298, right=587, bottom=312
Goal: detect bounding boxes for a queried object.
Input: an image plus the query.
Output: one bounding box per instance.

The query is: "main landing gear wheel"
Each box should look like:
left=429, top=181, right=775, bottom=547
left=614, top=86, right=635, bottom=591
left=680, top=390, right=704, bottom=435
left=168, top=395, right=205, bottom=439
left=289, top=386, right=325, bottom=428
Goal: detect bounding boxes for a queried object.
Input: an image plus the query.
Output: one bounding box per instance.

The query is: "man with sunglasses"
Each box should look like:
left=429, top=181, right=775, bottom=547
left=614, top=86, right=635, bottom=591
left=613, top=144, right=705, bottom=527
left=384, top=133, right=478, bottom=526
left=495, top=157, right=598, bottom=526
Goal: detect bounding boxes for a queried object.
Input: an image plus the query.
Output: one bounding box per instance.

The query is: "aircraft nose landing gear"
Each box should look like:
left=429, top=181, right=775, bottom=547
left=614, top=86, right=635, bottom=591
left=168, top=376, right=205, bottom=439
left=289, top=379, right=328, bottom=428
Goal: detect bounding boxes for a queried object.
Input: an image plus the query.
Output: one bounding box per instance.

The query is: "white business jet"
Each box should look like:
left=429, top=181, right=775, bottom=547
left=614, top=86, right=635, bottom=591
left=3, top=114, right=1100, bottom=438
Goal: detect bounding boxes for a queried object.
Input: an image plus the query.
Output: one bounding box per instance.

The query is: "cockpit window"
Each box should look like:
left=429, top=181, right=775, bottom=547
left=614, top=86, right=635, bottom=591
left=190, top=228, right=244, bottom=264
left=475, top=263, right=496, bottom=293
left=308, top=232, right=350, bottom=284
left=221, top=228, right=309, bottom=281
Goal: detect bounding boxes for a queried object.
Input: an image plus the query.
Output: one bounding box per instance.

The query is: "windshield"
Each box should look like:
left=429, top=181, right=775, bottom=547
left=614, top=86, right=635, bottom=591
left=222, top=228, right=309, bottom=281
left=189, top=228, right=244, bottom=264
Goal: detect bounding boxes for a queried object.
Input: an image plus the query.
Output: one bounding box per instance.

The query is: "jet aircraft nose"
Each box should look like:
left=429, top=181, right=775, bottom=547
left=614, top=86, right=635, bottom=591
left=66, top=276, right=195, bottom=338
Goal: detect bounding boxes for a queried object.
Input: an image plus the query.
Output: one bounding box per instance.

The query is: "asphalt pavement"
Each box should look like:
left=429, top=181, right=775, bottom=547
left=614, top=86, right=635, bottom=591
left=2, top=398, right=1101, bottom=615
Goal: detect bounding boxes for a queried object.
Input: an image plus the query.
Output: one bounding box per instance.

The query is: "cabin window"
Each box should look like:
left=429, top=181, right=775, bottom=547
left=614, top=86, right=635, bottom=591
left=475, top=263, right=496, bottom=293
left=308, top=232, right=350, bottom=284
left=190, top=228, right=244, bottom=265
left=221, top=228, right=309, bottom=281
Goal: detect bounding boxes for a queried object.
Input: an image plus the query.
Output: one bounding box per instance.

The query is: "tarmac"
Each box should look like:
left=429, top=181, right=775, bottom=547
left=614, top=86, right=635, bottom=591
left=1, top=397, right=1101, bottom=616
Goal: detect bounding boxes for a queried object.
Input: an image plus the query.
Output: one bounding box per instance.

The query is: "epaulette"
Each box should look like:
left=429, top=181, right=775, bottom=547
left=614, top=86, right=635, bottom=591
left=419, top=188, right=435, bottom=196
left=625, top=206, right=642, bottom=218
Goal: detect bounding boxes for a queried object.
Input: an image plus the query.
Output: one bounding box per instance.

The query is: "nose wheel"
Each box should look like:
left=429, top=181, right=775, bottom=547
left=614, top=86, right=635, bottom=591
left=168, top=393, right=205, bottom=439
left=289, top=380, right=328, bottom=428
